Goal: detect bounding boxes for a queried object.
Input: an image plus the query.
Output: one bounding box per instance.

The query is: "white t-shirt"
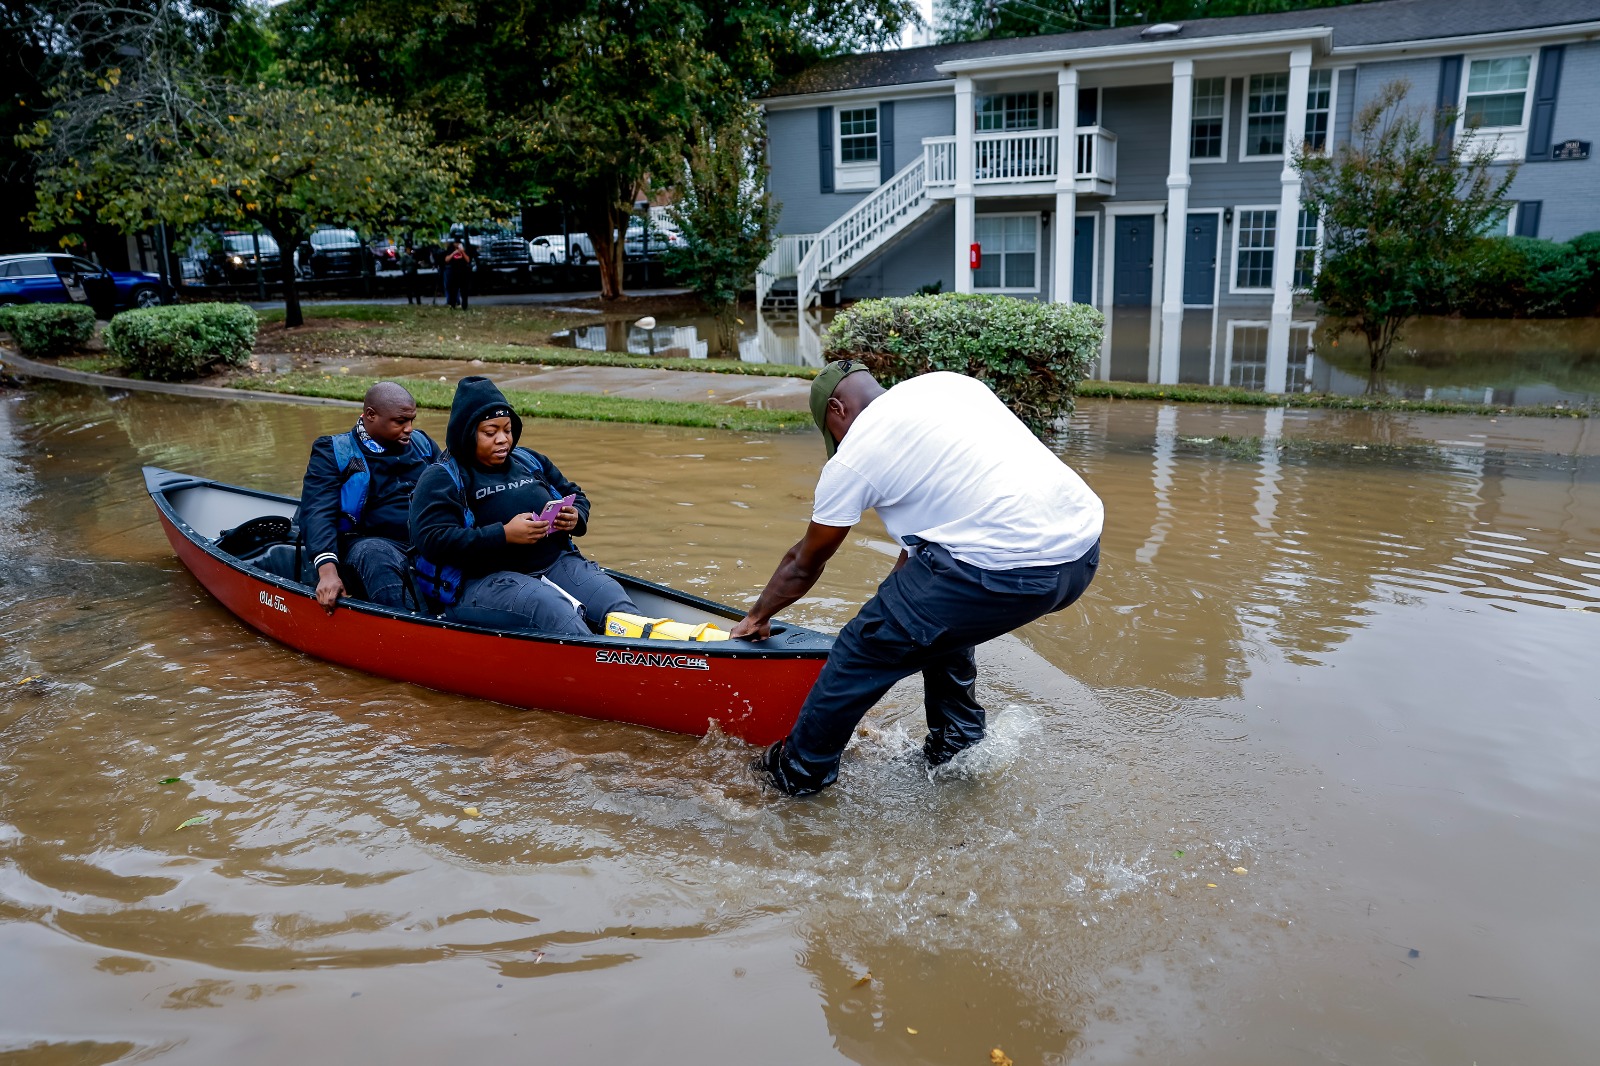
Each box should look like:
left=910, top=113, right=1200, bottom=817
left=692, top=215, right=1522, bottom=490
left=812, top=372, right=1103, bottom=570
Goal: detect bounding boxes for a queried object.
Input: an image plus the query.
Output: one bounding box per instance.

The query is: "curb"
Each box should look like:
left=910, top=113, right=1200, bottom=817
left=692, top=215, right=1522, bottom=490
left=0, top=347, right=360, bottom=409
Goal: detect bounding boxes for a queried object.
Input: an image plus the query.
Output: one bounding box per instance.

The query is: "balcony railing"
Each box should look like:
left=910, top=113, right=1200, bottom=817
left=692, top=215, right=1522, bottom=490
left=923, top=126, right=1117, bottom=191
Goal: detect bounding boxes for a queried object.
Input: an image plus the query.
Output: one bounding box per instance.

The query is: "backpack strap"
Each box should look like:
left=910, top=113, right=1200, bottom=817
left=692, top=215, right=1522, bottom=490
left=414, top=455, right=471, bottom=610
left=330, top=429, right=369, bottom=534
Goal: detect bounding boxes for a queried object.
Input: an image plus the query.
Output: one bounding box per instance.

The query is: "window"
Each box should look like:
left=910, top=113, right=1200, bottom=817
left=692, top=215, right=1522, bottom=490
left=1233, top=208, right=1277, bottom=291
left=1243, top=73, right=1288, bottom=157
left=973, top=214, right=1039, bottom=291
left=1293, top=207, right=1320, bottom=289
left=2, top=257, right=55, bottom=277
left=977, top=92, right=1042, bottom=131
left=1464, top=56, right=1531, bottom=130
left=1191, top=77, right=1227, bottom=161
left=838, top=107, right=878, bottom=164
left=1304, top=69, right=1333, bottom=151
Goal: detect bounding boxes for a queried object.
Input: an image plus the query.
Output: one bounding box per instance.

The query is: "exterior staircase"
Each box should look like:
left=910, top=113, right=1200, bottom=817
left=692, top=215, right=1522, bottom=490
left=758, top=154, right=939, bottom=311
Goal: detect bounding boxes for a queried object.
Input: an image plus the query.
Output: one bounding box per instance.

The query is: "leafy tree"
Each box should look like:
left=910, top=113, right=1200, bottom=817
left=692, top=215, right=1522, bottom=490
left=29, top=76, right=474, bottom=327
left=663, top=107, right=777, bottom=354
left=1295, top=80, right=1516, bottom=376
left=7, top=0, right=267, bottom=256
left=277, top=0, right=915, bottom=298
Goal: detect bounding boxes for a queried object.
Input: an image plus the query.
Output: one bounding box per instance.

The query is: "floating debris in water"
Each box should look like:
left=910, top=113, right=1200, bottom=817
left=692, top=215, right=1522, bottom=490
left=177, top=816, right=208, bottom=829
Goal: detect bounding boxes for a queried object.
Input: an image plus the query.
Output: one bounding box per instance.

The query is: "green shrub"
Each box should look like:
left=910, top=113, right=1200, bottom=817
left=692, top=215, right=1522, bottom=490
left=1568, top=231, right=1600, bottom=314
left=104, top=303, right=258, bottom=381
left=1451, top=236, right=1591, bottom=317
left=821, top=293, right=1103, bottom=434
left=0, top=303, right=97, bottom=357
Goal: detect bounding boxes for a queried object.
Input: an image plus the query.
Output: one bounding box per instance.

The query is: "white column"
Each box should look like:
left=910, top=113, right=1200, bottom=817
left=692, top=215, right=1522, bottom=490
left=1161, top=60, right=1194, bottom=318
left=955, top=75, right=976, bottom=293
left=1053, top=67, right=1080, bottom=304
left=1158, top=59, right=1194, bottom=384
left=1266, top=46, right=1312, bottom=392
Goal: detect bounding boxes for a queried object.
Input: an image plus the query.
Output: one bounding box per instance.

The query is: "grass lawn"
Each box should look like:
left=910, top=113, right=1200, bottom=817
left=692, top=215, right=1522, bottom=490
left=234, top=371, right=814, bottom=432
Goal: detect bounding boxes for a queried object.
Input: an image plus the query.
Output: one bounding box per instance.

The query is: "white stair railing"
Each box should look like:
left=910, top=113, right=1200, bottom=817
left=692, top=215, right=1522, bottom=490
left=795, top=154, right=930, bottom=307
left=756, top=233, right=815, bottom=307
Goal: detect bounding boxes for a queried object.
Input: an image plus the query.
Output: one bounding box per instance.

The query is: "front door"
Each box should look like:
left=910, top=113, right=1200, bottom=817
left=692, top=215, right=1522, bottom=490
left=1112, top=215, right=1155, bottom=306
left=1073, top=216, right=1096, bottom=305
left=1182, top=213, right=1219, bottom=305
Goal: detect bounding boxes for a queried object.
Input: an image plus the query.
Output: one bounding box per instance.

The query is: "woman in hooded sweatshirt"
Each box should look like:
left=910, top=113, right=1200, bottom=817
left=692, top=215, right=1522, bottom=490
left=408, top=376, right=640, bottom=633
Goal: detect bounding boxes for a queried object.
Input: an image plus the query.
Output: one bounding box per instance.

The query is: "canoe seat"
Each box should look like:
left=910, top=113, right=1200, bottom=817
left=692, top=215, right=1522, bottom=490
left=249, top=543, right=303, bottom=583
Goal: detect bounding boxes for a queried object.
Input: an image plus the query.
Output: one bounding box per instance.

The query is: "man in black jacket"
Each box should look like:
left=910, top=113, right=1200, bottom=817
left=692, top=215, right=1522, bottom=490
left=300, top=382, right=438, bottom=613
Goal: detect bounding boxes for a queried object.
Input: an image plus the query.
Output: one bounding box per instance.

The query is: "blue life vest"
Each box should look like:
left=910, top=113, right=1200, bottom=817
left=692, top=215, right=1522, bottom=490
left=413, top=448, right=545, bottom=610
left=329, top=427, right=436, bottom=534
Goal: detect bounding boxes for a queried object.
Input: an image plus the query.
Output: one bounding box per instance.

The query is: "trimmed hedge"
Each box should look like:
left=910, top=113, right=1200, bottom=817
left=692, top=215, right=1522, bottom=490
left=1445, top=232, right=1600, bottom=317
left=104, top=303, right=258, bottom=381
left=821, top=292, right=1103, bottom=434
left=0, top=303, right=97, bottom=357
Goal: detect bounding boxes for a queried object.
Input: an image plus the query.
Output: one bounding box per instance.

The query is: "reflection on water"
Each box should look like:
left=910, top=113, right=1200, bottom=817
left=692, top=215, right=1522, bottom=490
left=1110, top=309, right=1600, bottom=406
left=2, top=384, right=1600, bottom=1063
left=553, top=306, right=1600, bottom=408
left=551, top=310, right=830, bottom=367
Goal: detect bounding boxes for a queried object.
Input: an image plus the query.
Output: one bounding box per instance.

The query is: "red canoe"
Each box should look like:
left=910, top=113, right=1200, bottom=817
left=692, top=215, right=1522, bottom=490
left=144, top=466, right=832, bottom=744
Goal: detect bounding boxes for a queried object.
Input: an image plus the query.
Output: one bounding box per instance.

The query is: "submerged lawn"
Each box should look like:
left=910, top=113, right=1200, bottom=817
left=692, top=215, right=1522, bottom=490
left=233, top=371, right=814, bottom=432
left=252, top=303, right=816, bottom=377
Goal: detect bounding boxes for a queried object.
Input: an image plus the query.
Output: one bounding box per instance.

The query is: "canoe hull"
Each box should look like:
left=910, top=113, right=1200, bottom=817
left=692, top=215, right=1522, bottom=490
left=148, top=468, right=829, bottom=745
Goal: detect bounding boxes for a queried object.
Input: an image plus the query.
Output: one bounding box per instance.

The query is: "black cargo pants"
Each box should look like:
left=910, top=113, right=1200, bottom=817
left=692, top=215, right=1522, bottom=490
left=764, top=538, right=1100, bottom=795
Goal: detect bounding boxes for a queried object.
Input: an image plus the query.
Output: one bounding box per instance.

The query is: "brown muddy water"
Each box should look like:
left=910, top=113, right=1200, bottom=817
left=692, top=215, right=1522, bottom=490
left=2, top=384, right=1598, bottom=1065
left=553, top=310, right=1600, bottom=409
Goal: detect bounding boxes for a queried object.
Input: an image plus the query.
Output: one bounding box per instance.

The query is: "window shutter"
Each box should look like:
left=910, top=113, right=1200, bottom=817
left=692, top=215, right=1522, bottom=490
left=818, top=107, right=834, bottom=194
left=1527, top=46, right=1564, bottom=161
left=879, top=101, right=896, bottom=184
left=1435, top=54, right=1463, bottom=163
left=1515, top=201, right=1542, bottom=238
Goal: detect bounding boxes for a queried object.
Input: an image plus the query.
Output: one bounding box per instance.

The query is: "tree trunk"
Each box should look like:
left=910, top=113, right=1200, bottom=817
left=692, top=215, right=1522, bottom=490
left=271, top=228, right=305, bottom=329
left=586, top=202, right=626, bottom=300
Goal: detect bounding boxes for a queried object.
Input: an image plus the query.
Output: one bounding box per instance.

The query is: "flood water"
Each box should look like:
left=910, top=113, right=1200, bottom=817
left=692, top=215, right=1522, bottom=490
left=556, top=308, right=1600, bottom=409
left=2, top=384, right=1599, bottom=1064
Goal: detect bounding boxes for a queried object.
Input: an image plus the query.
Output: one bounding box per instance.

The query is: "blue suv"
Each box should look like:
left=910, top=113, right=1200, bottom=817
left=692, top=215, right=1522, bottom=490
left=0, top=253, right=167, bottom=314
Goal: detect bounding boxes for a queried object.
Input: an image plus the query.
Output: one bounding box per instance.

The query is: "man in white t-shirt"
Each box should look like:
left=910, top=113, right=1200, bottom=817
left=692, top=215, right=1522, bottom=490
left=731, top=359, right=1103, bottom=796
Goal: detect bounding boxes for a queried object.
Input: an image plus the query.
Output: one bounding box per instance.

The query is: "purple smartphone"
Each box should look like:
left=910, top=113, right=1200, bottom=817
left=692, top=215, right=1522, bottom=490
left=537, top=494, right=576, bottom=525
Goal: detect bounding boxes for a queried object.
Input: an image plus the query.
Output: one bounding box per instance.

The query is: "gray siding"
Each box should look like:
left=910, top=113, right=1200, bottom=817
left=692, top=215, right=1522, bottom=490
left=1189, top=76, right=1282, bottom=210
left=1505, top=40, right=1600, bottom=240
left=1332, top=67, right=1357, bottom=149
left=1348, top=56, right=1440, bottom=115
left=767, top=97, right=953, bottom=236
left=766, top=106, right=869, bottom=234
left=889, top=97, right=955, bottom=174
left=1101, top=84, right=1172, bottom=201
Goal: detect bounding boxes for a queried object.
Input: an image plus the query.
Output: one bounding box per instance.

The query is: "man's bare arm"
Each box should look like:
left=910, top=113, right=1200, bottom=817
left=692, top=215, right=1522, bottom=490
left=729, top=522, right=852, bottom=640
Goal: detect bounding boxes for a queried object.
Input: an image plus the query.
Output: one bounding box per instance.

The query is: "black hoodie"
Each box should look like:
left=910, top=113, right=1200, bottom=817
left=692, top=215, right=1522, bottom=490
left=408, top=376, right=591, bottom=577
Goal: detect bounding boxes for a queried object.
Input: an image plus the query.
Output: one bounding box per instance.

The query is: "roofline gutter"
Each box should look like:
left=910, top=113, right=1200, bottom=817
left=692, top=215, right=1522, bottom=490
left=1329, top=20, right=1600, bottom=58
left=760, top=80, right=954, bottom=110
left=932, top=26, right=1333, bottom=74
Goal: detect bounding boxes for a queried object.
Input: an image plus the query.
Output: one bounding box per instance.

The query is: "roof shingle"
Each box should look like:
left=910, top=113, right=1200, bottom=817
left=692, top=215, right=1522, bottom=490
left=765, top=0, right=1600, bottom=98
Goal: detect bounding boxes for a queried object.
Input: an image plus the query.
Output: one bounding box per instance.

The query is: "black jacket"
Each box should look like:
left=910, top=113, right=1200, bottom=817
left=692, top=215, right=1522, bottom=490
left=408, top=376, right=591, bottom=577
left=300, top=425, right=437, bottom=567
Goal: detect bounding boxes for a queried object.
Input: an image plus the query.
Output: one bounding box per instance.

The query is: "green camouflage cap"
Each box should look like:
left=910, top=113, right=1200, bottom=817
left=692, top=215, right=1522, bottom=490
left=810, top=359, right=873, bottom=458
